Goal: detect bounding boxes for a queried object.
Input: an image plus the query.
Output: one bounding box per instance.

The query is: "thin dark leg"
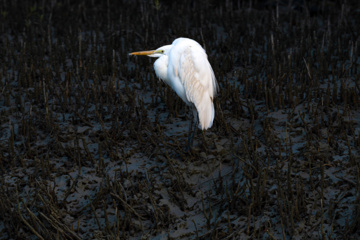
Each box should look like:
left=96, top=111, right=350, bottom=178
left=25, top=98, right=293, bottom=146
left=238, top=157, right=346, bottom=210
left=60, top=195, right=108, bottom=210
left=190, top=117, right=198, bottom=147
left=201, top=129, right=208, bottom=150
left=187, top=111, right=198, bottom=151
left=187, top=113, right=193, bottom=150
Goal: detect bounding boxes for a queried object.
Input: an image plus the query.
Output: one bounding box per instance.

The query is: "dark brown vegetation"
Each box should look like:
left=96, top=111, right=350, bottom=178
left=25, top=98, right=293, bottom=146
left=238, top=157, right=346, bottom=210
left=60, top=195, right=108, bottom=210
left=0, top=0, right=360, bottom=239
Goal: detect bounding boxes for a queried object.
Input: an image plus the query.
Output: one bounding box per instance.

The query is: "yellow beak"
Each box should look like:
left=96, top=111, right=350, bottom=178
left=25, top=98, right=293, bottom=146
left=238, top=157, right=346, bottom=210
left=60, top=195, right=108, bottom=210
left=129, top=50, right=156, bottom=56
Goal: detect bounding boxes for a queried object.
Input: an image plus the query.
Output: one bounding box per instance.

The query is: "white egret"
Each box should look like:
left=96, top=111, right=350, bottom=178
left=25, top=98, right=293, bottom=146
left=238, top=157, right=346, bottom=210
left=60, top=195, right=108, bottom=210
left=130, top=38, right=217, bottom=146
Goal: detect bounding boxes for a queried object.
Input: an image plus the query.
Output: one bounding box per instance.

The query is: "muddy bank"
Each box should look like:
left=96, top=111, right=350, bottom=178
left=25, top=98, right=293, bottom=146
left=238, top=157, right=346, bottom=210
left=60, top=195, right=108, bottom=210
left=0, top=1, right=359, bottom=239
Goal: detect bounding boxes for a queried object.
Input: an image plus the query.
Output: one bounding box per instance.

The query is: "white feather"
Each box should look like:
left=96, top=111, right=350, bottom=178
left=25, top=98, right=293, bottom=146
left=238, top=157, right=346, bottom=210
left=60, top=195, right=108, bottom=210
left=147, top=38, right=217, bottom=130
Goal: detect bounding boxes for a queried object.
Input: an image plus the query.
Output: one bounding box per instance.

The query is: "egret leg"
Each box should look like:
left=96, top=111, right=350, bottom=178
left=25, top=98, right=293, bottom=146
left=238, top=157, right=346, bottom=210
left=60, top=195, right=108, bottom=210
left=190, top=117, right=199, bottom=147
left=201, top=129, right=208, bottom=150
left=187, top=115, right=193, bottom=150
left=187, top=111, right=198, bottom=151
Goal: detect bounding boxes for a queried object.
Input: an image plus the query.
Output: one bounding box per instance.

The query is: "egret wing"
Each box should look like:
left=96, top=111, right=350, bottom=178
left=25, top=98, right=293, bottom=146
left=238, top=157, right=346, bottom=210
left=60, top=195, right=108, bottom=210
left=180, top=46, right=216, bottom=101
left=169, top=39, right=217, bottom=129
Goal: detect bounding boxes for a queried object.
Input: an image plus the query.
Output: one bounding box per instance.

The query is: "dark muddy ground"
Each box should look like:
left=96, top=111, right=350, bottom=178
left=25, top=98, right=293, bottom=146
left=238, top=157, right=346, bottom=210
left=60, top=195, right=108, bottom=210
left=1, top=0, right=360, bottom=239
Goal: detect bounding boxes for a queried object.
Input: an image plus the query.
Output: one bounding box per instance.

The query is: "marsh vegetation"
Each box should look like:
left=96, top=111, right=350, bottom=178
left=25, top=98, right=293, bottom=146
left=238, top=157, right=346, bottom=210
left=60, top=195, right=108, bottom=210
left=0, top=0, right=359, bottom=239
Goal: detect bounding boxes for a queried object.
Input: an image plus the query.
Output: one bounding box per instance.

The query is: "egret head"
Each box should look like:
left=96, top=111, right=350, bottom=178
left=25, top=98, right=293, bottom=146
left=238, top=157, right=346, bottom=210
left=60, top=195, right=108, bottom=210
left=129, top=45, right=172, bottom=58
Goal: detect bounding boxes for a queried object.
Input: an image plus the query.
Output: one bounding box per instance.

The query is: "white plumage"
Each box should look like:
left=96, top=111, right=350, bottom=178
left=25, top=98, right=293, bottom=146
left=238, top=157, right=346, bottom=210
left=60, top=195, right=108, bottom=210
left=130, top=38, right=217, bottom=130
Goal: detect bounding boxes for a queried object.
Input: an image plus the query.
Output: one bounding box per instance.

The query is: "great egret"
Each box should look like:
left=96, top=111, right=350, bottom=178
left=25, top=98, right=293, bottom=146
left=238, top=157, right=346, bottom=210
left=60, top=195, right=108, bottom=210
left=130, top=38, right=217, bottom=146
